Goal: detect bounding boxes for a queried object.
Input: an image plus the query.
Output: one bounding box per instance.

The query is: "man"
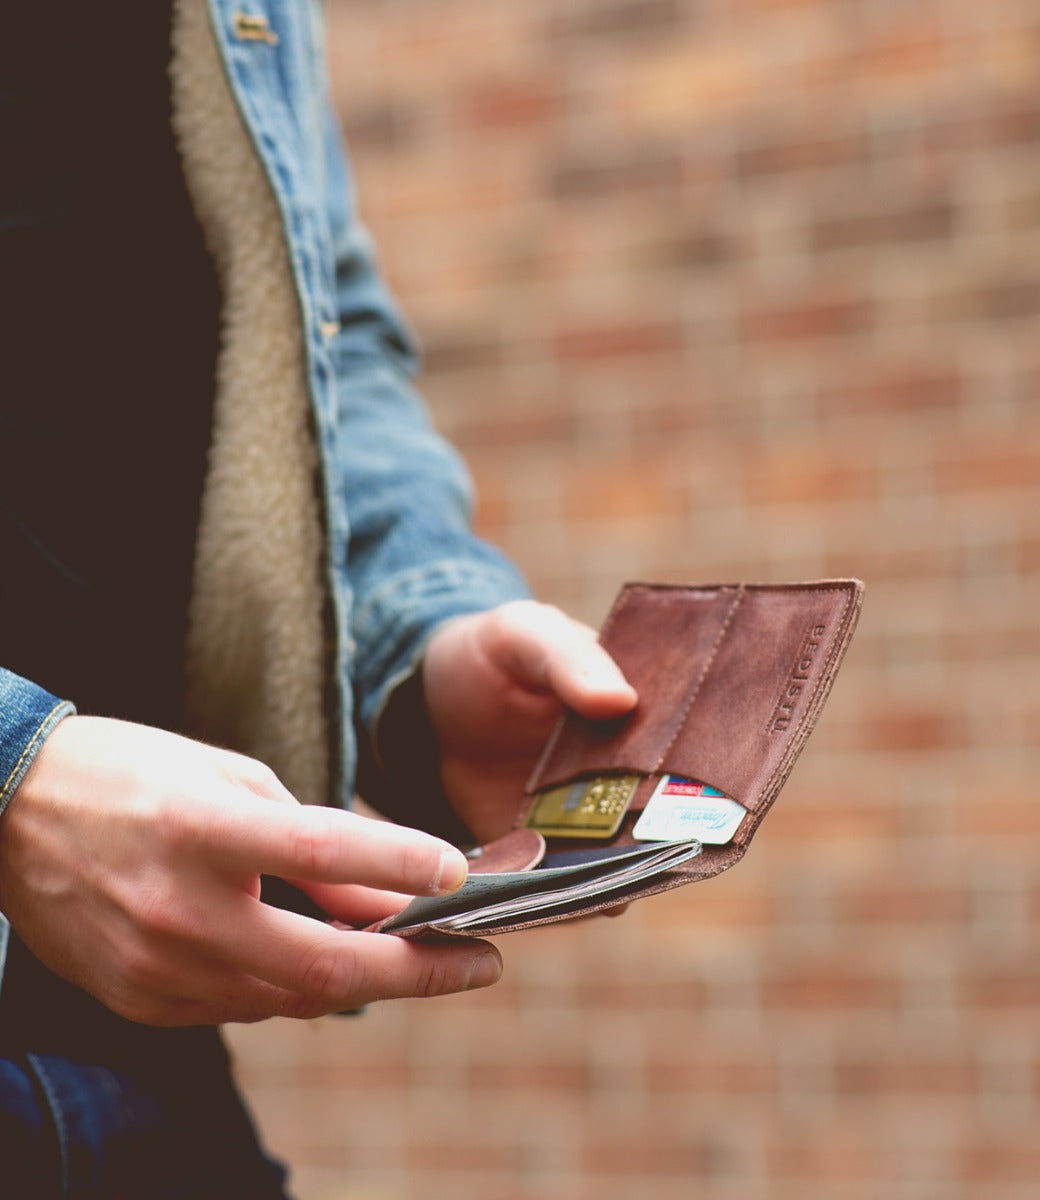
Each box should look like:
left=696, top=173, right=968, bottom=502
left=0, top=2, right=635, bottom=1194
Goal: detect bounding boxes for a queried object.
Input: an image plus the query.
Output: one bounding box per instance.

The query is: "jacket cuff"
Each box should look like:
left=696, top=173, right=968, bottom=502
left=0, top=669, right=75, bottom=819
left=352, top=557, right=530, bottom=734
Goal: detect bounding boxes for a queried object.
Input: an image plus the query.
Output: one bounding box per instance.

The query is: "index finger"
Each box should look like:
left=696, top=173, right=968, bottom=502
left=198, top=795, right=469, bottom=897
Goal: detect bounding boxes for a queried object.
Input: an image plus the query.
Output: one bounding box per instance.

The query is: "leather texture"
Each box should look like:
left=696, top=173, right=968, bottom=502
left=394, top=579, right=863, bottom=937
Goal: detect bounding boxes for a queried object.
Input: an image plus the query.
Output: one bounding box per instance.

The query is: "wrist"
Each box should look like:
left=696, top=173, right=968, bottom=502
left=0, top=668, right=76, bottom=822
left=355, top=665, right=474, bottom=847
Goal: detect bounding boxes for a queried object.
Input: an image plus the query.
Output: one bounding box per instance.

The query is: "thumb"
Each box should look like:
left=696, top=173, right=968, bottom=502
left=487, top=601, right=637, bottom=718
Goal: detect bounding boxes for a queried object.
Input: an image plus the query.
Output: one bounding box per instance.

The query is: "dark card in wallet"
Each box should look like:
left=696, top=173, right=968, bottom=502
left=379, top=579, right=863, bottom=938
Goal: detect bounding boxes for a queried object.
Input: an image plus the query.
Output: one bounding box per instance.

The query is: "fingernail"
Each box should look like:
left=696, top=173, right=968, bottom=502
left=581, top=663, right=636, bottom=701
left=466, top=950, right=503, bottom=990
left=432, top=848, right=468, bottom=895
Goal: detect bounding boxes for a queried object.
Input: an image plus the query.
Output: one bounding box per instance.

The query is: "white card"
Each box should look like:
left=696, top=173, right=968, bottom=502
left=632, top=776, right=746, bottom=844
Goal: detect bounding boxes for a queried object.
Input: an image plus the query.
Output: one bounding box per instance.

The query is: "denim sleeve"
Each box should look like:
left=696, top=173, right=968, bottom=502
left=0, top=668, right=75, bottom=820
left=321, top=116, right=530, bottom=740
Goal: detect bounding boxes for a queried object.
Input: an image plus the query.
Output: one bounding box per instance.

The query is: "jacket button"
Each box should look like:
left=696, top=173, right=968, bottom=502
left=232, top=11, right=279, bottom=45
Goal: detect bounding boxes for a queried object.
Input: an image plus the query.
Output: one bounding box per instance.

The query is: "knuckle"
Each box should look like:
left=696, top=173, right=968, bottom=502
left=132, top=883, right=194, bottom=942
left=413, top=952, right=467, bottom=998
left=105, top=989, right=147, bottom=1023
left=245, top=760, right=281, bottom=795
left=220, top=750, right=286, bottom=799
left=114, top=993, right=169, bottom=1027
left=517, top=599, right=563, bottom=628
left=110, top=941, right=167, bottom=1008
left=297, top=942, right=355, bottom=1001
left=287, top=820, right=337, bottom=879
left=151, top=797, right=199, bottom=855
left=495, top=598, right=543, bottom=632
left=395, top=839, right=438, bottom=893
left=277, top=992, right=330, bottom=1021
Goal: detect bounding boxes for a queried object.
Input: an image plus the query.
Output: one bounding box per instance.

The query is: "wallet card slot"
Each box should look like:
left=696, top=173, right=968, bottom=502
left=522, top=770, right=751, bottom=857
left=654, top=582, right=860, bottom=830
left=415, top=579, right=863, bottom=938
left=525, top=585, right=748, bottom=794
left=521, top=580, right=863, bottom=851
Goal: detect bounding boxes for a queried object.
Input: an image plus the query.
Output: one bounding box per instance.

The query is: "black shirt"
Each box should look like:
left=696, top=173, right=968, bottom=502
left=0, top=3, right=220, bottom=728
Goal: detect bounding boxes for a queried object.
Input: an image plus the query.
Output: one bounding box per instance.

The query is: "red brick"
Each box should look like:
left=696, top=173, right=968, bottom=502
left=964, top=969, right=1040, bottom=1010
left=642, top=1053, right=777, bottom=1094
left=421, top=329, right=507, bottom=374
left=857, top=705, right=966, bottom=753
left=340, top=101, right=422, bottom=152
left=642, top=876, right=777, bottom=931
left=550, top=0, right=683, bottom=42
left=447, top=399, right=581, bottom=450
left=735, top=129, right=872, bottom=179
left=807, top=18, right=949, bottom=87
left=465, top=1058, right=592, bottom=1091
left=953, top=796, right=1040, bottom=839
left=932, top=439, right=1040, bottom=492
left=742, top=444, right=878, bottom=505
left=739, top=293, right=873, bottom=344
left=457, top=79, right=559, bottom=132
left=762, top=964, right=902, bottom=1012
left=763, top=800, right=905, bottom=848
left=580, top=1133, right=734, bottom=1177
left=553, top=319, right=685, bottom=363
left=549, top=146, right=684, bottom=199
left=814, top=363, right=964, bottom=414
left=810, top=197, right=956, bottom=251
left=925, top=98, right=1040, bottom=154
left=559, top=455, right=684, bottom=520
left=931, top=277, right=1040, bottom=324
left=406, top=1138, right=524, bottom=1173
left=834, top=886, right=970, bottom=926
left=766, top=1125, right=896, bottom=1183
left=834, top=1057, right=977, bottom=1095
left=960, top=1138, right=1040, bottom=1183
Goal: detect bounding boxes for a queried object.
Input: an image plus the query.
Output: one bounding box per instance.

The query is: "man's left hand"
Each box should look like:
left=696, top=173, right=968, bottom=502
left=422, top=600, right=637, bottom=845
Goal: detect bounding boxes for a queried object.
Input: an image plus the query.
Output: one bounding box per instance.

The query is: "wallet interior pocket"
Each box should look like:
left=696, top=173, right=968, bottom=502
left=519, top=580, right=864, bottom=882
left=379, top=579, right=863, bottom=938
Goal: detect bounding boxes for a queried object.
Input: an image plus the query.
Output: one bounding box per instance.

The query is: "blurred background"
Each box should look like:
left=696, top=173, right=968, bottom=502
left=227, top=2, right=1040, bottom=1197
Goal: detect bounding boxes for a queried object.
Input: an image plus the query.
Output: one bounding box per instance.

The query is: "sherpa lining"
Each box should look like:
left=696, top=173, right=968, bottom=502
left=169, top=0, right=329, bottom=806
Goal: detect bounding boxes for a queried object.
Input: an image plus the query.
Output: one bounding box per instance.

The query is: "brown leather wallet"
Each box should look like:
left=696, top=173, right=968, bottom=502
left=379, top=579, right=863, bottom=938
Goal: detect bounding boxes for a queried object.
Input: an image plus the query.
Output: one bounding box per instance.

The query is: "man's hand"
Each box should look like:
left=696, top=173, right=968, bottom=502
left=422, top=600, right=638, bottom=845
left=0, top=716, right=502, bottom=1026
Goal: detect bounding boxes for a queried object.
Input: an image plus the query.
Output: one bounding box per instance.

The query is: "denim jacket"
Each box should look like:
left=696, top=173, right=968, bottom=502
left=0, top=0, right=527, bottom=973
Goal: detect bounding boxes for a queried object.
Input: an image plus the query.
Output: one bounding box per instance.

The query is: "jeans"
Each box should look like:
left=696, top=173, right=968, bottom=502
left=0, top=933, right=293, bottom=1199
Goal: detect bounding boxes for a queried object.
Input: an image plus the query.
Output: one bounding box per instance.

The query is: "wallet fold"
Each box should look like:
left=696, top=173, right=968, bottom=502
left=381, top=579, right=863, bottom=938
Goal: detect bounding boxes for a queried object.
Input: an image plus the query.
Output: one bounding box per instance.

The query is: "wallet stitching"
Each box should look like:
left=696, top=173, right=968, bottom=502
left=651, top=584, right=746, bottom=773
left=755, top=582, right=858, bottom=815
left=521, top=585, right=636, bottom=800
left=523, top=580, right=861, bottom=804
left=595, top=583, right=635, bottom=643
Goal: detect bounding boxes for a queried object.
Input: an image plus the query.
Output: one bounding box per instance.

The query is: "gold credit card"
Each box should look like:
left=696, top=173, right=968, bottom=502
left=525, top=774, right=639, bottom=839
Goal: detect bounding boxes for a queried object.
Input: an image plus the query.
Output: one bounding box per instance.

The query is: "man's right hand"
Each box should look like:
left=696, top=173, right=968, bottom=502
left=0, top=715, right=501, bottom=1026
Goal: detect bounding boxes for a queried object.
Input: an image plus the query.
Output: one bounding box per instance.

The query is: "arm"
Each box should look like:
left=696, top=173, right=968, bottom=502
left=316, top=112, right=531, bottom=736
left=316, top=120, right=638, bottom=844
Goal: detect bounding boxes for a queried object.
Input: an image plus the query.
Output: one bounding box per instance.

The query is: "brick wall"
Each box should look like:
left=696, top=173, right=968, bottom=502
left=227, top=2, right=1040, bottom=1197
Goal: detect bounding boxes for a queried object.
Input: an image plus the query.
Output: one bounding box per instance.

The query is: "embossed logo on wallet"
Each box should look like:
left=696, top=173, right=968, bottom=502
left=768, top=622, right=827, bottom=734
